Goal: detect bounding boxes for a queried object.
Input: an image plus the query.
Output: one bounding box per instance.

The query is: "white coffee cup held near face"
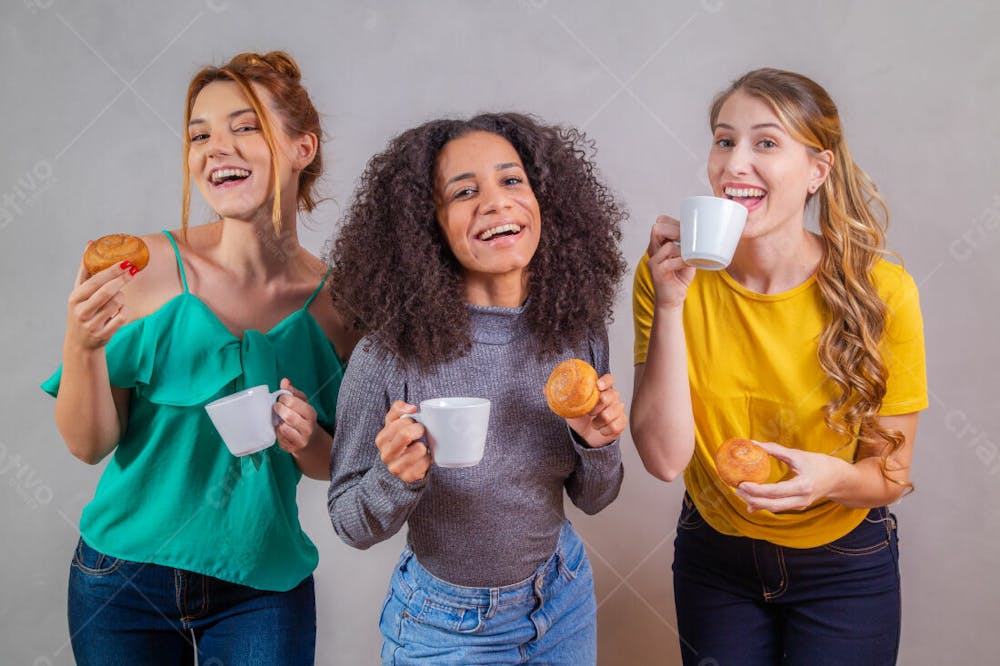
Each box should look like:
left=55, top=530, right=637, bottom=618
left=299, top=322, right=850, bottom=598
left=403, top=397, right=491, bottom=468
left=205, top=384, right=292, bottom=456
left=678, top=196, right=748, bottom=270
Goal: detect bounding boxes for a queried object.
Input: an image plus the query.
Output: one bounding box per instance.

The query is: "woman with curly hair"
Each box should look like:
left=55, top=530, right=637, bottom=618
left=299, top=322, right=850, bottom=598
left=632, top=68, right=927, bottom=664
left=327, top=112, right=628, bottom=664
left=44, top=52, right=357, bottom=664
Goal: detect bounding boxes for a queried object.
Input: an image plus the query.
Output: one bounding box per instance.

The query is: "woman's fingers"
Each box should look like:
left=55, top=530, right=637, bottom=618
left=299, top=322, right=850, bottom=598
left=648, top=215, right=681, bottom=255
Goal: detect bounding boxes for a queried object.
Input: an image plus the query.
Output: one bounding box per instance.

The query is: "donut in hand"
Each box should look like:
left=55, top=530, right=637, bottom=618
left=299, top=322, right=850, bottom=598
left=545, top=358, right=599, bottom=419
left=715, top=438, right=771, bottom=487
left=84, top=234, right=149, bottom=276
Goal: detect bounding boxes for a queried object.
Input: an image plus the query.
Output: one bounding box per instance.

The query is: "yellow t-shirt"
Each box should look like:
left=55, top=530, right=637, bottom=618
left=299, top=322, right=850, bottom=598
left=633, top=255, right=928, bottom=548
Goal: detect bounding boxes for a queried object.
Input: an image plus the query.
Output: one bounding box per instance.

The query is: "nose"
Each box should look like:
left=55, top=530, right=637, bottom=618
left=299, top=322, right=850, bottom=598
left=723, top=139, right=753, bottom=177
left=480, top=182, right=512, bottom=215
left=204, top=130, right=233, bottom=158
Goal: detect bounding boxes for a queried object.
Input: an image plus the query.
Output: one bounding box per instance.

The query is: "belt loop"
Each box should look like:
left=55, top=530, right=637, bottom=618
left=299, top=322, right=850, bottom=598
left=485, top=587, right=500, bottom=620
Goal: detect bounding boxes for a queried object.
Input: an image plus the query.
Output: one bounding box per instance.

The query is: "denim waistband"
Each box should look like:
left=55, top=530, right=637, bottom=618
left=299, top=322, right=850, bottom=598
left=397, top=520, right=582, bottom=610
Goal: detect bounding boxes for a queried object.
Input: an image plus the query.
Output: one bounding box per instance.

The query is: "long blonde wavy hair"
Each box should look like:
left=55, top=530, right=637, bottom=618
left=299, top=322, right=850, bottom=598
left=710, top=68, right=908, bottom=488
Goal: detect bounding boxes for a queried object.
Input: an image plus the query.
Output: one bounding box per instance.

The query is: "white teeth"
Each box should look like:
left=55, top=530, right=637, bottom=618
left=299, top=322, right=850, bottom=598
left=210, top=168, right=251, bottom=184
left=724, top=186, right=766, bottom=198
left=478, top=223, right=521, bottom=241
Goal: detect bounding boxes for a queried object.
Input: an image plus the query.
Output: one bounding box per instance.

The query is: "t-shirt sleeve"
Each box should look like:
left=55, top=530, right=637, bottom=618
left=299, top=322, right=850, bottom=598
left=878, top=265, right=928, bottom=415
left=632, top=253, right=655, bottom=366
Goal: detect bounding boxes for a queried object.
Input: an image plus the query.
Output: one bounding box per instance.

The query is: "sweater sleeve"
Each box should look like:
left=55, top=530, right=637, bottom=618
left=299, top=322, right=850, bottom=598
left=327, top=339, right=427, bottom=549
left=564, top=329, right=624, bottom=515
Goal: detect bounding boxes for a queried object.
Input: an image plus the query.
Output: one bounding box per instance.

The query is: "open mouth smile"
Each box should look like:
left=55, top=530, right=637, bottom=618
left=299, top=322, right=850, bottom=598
left=476, top=223, right=525, bottom=242
left=210, top=167, right=251, bottom=187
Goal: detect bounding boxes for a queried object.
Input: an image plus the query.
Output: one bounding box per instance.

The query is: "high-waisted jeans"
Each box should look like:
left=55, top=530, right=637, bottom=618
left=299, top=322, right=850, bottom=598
left=67, top=537, right=315, bottom=665
left=673, top=494, right=901, bottom=665
left=379, top=520, right=598, bottom=665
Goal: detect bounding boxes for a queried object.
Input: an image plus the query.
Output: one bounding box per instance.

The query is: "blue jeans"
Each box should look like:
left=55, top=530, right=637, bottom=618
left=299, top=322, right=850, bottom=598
left=673, top=495, right=901, bottom=665
left=379, top=520, right=597, bottom=665
left=68, top=537, right=315, bottom=665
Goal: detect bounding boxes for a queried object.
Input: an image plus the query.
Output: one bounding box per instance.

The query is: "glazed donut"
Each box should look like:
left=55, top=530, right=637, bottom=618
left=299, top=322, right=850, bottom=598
left=715, top=438, right=771, bottom=487
left=84, top=234, right=149, bottom=276
left=545, top=358, right=599, bottom=419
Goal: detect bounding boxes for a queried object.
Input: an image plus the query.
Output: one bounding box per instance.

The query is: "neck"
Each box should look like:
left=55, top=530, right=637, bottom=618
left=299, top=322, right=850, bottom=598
left=727, top=227, right=823, bottom=294
left=463, top=271, right=529, bottom=308
left=213, top=203, right=301, bottom=282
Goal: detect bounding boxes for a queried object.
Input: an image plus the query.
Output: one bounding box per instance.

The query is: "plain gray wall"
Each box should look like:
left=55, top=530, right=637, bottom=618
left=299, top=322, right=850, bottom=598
left=3, top=1, right=997, bottom=664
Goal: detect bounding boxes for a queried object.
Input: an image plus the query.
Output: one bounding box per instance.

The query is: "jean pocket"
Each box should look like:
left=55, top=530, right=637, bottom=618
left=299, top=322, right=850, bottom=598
left=677, top=495, right=706, bottom=531
left=71, top=538, right=123, bottom=576
left=822, top=508, right=894, bottom=557
left=557, top=538, right=589, bottom=584
left=405, top=596, right=484, bottom=635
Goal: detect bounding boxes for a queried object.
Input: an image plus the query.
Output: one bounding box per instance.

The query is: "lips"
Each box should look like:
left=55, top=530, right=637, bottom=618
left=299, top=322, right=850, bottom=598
left=476, top=223, right=524, bottom=242
left=724, top=184, right=766, bottom=211
left=209, top=167, right=251, bottom=186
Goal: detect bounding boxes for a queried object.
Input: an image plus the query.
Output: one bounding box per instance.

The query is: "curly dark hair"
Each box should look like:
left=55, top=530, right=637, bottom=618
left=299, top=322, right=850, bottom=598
left=327, top=112, right=628, bottom=370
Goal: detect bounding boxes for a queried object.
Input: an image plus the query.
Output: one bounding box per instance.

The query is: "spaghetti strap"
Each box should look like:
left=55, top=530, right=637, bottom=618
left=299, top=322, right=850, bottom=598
left=161, top=230, right=190, bottom=293
left=303, top=265, right=332, bottom=309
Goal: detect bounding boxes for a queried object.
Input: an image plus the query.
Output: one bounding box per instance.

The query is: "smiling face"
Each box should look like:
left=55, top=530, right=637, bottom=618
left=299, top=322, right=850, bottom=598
left=187, top=80, right=311, bottom=223
left=708, top=90, right=832, bottom=240
left=433, top=131, right=541, bottom=305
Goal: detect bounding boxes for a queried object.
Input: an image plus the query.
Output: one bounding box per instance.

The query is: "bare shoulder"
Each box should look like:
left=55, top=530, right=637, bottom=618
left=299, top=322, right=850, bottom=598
left=120, top=230, right=186, bottom=320
left=302, top=253, right=362, bottom=363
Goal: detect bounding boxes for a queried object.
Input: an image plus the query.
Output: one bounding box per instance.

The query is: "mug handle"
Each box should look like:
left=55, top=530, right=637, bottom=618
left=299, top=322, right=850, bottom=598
left=270, top=389, right=292, bottom=427
left=400, top=412, right=423, bottom=423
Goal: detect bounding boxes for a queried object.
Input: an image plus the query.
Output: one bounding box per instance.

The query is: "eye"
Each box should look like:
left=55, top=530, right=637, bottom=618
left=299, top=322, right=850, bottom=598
left=234, top=124, right=258, bottom=133
left=189, top=133, right=208, bottom=142
left=756, top=138, right=778, bottom=149
left=714, top=137, right=734, bottom=148
left=452, top=187, right=477, bottom=200
left=503, top=176, right=523, bottom=186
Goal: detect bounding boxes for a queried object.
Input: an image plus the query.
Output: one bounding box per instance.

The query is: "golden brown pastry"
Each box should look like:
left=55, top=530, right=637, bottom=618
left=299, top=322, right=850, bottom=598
left=715, top=438, right=771, bottom=487
left=545, top=358, right=600, bottom=419
left=84, top=234, right=149, bottom=276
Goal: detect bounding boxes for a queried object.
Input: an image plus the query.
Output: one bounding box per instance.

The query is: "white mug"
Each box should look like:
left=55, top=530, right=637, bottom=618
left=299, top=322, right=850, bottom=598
left=679, top=196, right=748, bottom=270
left=205, top=384, right=292, bottom=457
left=403, top=397, right=491, bottom=468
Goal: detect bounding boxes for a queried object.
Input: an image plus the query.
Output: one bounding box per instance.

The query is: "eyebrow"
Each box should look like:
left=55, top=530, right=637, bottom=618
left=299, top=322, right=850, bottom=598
left=188, top=108, right=256, bottom=126
left=713, top=122, right=787, bottom=133
left=444, top=162, right=523, bottom=187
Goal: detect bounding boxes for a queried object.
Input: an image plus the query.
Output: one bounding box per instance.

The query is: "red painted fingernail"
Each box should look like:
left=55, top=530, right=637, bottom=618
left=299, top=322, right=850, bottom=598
left=129, top=266, right=139, bottom=275
left=120, top=261, right=131, bottom=269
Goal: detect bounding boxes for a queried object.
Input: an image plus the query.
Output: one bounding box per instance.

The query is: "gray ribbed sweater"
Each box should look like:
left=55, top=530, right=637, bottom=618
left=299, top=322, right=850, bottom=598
left=327, top=304, right=624, bottom=586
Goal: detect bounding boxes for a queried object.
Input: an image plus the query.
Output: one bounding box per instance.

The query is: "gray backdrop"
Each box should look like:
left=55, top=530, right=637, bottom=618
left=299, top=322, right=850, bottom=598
left=3, top=1, right=997, bottom=664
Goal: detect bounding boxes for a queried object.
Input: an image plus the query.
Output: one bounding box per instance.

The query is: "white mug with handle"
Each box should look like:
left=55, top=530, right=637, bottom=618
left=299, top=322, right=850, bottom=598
left=205, top=384, right=292, bottom=456
left=679, top=196, right=748, bottom=270
left=403, top=397, right=491, bottom=468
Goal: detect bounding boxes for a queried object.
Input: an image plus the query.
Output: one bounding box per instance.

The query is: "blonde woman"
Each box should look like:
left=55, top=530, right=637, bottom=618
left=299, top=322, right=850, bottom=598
left=632, top=68, right=927, bottom=664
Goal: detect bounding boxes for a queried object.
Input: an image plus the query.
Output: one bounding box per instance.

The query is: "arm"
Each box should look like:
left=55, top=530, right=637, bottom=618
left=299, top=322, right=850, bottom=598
left=327, top=344, right=429, bottom=549
left=738, top=412, right=920, bottom=512
left=630, top=218, right=697, bottom=481
left=273, top=377, right=333, bottom=480
left=54, top=260, right=137, bottom=464
left=564, top=332, right=625, bottom=514
left=738, top=263, right=927, bottom=512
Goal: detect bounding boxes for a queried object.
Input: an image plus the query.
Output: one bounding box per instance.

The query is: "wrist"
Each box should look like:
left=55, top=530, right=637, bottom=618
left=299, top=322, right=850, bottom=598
left=826, top=455, right=860, bottom=503
left=653, top=300, right=685, bottom=316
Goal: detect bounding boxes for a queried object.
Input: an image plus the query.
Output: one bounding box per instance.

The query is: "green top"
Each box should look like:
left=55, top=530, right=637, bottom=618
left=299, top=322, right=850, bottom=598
left=42, top=230, right=343, bottom=591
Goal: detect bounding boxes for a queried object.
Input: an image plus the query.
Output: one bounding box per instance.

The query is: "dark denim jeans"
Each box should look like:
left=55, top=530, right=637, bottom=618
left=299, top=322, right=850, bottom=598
left=68, top=538, right=315, bottom=665
left=673, top=495, right=901, bottom=666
